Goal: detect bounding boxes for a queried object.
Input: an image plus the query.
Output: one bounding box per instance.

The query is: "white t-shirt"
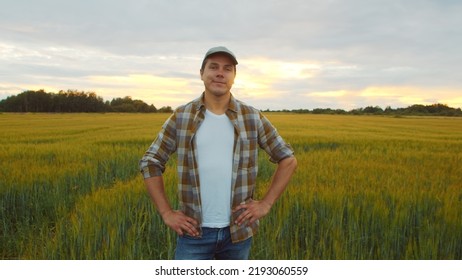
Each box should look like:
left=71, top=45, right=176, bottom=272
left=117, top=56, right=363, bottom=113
left=196, top=109, right=234, bottom=227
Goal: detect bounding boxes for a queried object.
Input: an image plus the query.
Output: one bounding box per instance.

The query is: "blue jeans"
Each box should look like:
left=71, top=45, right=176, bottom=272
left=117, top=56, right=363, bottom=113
left=174, top=227, right=252, bottom=260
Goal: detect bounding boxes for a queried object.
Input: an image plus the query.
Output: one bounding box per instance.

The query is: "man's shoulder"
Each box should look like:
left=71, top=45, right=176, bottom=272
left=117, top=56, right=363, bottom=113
left=174, top=96, right=202, bottom=114
left=232, top=97, right=261, bottom=116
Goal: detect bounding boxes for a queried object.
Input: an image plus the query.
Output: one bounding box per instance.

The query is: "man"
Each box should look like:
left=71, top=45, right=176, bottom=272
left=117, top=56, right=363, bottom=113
left=139, top=46, right=297, bottom=260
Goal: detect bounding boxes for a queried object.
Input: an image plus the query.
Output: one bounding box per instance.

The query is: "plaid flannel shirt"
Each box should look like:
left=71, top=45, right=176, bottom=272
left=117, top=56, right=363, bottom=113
left=139, top=94, right=294, bottom=243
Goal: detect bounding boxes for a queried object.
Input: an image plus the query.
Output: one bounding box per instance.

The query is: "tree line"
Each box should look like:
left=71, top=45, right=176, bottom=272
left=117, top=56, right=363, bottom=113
left=1, top=89, right=461, bottom=116
left=0, top=89, right=173, bottom=113
left=267, top=104, right=462, bottom=116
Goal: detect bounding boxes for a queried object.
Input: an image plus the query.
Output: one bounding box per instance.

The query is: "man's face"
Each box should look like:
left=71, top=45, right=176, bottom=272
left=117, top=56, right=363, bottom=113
left=200, top=53, right=236, bottom=97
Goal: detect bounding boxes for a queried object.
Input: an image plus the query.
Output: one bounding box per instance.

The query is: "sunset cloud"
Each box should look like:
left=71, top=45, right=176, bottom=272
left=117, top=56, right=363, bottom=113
left=1, top=0, right=461, bottom=110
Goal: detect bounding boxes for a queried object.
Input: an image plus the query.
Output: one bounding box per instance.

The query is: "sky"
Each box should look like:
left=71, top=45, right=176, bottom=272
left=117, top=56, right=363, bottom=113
left=1, top=0, right=461, bottom=110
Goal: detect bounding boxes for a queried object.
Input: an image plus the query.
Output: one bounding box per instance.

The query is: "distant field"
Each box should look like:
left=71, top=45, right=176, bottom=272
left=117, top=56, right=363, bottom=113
left=1, top=113, right=461, bottom=259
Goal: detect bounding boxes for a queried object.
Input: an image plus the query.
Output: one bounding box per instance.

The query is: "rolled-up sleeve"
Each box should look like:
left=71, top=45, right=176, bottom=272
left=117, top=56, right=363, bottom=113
left=257, top=113, right=294, bottom=163
left=139, top=114, right=177, bottom=178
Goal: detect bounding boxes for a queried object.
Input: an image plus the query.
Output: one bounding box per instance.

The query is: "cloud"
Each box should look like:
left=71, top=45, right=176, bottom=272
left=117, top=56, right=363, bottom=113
left=310, top=90, right=349, bottom=98
left=86, top=74, right=202, bottom=107
left=1, top=0, right=461, bottom=110
left=301, top=86, right=462, bottom=110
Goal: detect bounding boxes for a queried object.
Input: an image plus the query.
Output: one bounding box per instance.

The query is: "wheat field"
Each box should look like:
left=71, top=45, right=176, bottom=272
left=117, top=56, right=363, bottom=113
left=1, top=113, right=461, bottom=259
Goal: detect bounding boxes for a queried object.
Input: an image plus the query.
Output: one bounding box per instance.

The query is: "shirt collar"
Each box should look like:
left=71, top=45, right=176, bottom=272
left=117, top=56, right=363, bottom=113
left=194, top=92, right=239, bottom=114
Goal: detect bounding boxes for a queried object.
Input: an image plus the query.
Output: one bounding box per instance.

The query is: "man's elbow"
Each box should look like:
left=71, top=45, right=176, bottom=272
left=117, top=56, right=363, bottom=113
left=281, top=156, right=297, bottom=172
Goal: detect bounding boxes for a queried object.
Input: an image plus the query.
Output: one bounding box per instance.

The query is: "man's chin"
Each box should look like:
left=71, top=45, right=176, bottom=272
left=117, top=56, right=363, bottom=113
left=208, top=90, right=230, bottom=97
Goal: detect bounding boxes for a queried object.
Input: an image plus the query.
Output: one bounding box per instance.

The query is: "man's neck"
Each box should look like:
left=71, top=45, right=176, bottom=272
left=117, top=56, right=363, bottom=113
left=203, top=91, right=231, bottom=115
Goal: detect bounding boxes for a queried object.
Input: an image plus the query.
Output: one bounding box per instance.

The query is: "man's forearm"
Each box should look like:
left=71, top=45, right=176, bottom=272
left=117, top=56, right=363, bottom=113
left=144, top=176, right=200, bottom=236
left=262, top=156, right=297, bottom=206
left=233, top=156, right=297, bottom=226
left=144, top=176, right=172, bottom=218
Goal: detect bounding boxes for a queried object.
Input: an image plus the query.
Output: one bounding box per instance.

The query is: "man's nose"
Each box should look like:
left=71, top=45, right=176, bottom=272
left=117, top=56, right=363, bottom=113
left=216, top=69, right=224, bottom=77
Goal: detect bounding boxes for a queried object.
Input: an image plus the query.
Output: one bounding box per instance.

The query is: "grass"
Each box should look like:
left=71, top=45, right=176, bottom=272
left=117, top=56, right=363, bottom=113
left=1, top=113, right=461, bottom=259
